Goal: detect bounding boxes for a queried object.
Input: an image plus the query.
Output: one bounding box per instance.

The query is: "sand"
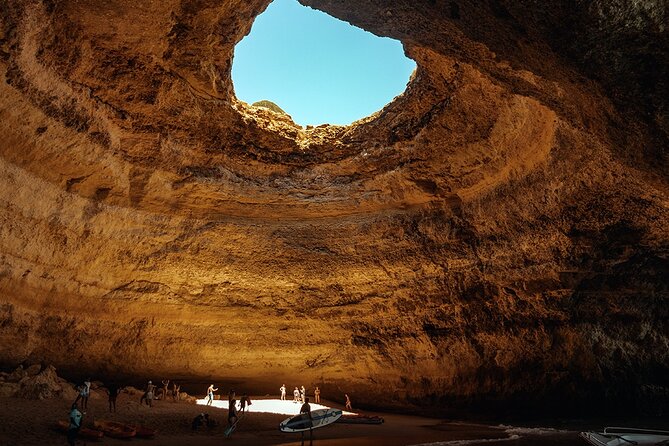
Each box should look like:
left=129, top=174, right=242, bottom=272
left=0, top=390, right=582, bottom=446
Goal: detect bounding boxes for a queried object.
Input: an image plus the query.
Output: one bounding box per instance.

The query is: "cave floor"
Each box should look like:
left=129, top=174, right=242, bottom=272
left=0, top=394, right=587, bottom=445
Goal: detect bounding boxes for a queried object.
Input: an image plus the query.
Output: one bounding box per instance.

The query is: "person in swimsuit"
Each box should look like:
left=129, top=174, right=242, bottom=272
left=206, top=384, right=218, bottom=405
left=228, top=398, right=238, bottom=427
left=280, top=384, right=286, bottom=400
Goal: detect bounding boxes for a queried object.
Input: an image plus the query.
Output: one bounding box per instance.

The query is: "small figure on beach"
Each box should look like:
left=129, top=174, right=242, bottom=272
left=206, top=384, right=218, bottom=406
left=300, top=397, right=313, bottom=446
left=106, top=383, right=122, bottom=413
left=314, top=386, right=321, bottom=404
left=172, top=382, right=181, bottom=401
left=280, top=384, right=286, bottom=400
left=140, top=380, right=156, bottom=407
left=345, top=393, right=352, bottom=411
left=228, top=398, right=238, bottom=427
left=146, top=381, right=156, bottom=407
left=67, top=402, right=83, bottom=446
left=74, top=378, right=91, bottom=410
left=192, top=413, right=206, bottom=431
left=239, top=394, right=252, bottom=413
left=300, top=385, right=306, bottom=403
left=159, top=379, right=170, bottom=400
left=300, top=397, right=312, bottom=416
left=293, top=387, right=300, bottom=402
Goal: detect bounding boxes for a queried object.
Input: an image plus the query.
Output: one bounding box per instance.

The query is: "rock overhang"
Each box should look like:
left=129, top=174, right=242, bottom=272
left=0, top=0, right=667, bottom=417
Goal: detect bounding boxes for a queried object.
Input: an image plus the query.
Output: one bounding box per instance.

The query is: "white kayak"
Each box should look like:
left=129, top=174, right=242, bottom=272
left=280, top=408, right=342, bottom=433
left=581, top=427, right=669, bottom=446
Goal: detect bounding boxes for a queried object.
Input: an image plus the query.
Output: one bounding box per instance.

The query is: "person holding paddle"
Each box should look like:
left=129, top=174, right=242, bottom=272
left=228, top=398, right=238, bottom=427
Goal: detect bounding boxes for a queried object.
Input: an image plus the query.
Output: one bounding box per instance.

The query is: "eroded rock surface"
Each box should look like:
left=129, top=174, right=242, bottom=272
left=0, top=0, right=667, bottom=416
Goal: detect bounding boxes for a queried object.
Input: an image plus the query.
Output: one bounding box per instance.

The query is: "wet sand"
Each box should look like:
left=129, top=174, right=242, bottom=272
left=0, top=391, right=585, bottom=446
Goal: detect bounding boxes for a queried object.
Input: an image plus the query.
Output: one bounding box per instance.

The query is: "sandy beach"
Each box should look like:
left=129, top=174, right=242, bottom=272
left=0, top=388, right=584, bottom=446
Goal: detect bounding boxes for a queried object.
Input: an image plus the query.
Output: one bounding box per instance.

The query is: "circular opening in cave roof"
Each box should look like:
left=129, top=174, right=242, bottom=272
left=232, top=0, right=416, bottom=127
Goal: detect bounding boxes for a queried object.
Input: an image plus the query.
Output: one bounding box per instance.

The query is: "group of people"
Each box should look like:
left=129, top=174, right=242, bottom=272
left=203, top=385, right=252, bottom=428
left=227, top=389, right=252, bottom=428
left=141, top=379, right=182, bottom=407
left=65, top=377, right=186, bottom=445
left=64, top=377, right=352, bottom=445
left=280, top=384, right=321, bottom=404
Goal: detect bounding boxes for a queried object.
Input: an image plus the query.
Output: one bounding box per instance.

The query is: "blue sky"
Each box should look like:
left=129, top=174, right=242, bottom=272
left=231, top=0, right=416, bottom=126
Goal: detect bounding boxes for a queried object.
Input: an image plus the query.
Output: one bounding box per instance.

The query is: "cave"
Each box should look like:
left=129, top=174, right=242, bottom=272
left=0, top=0, right=668, bottom=443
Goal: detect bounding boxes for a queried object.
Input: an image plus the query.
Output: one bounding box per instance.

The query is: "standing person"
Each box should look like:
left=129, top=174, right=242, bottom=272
left=293, top=387, right=300, bottom=402
left=239, top=394, right=252, bottom=413
left=160, top=380, right=170, bottom=400
left=300, top=385, right=306, bottom=403
left=314, top=386, right=321, bottom=404
left=206, top=384, right=218, bottom=406
left=106, top=383, right=121, bottom=413
left=228, top=398, right=238, bottom=427
left=74, top=379, right=91, bottom=411
left=67, top=402, right=83, bottom=446
left=146, top=381, right=156, bottom=407
left=300, top=397, right=313, bottom=446
left=345, top=394, right=352, bottom=411
left=280, top=384, right=286, bottom=400
left=228, top=389, right=236, bottom=403
left=172, top=382, right=181, bottom=401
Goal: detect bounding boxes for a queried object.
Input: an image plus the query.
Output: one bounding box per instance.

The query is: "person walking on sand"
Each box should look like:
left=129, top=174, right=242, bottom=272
left=314, top=386, right=321, bottom=404
left=206, top=384, right=218, bottom=405
left=239, top=394, right=252, bottom=413
left=228, top=398, right=238, bottom=427
left=300, top=385, right=306, bottom=403
left=106, top=383, right=122, bottom=413
left=280, top=384, right=286, bottom=400
left=67, top=402, right=83, bottom=446
left=293, top=387, right=300, bottom=402
left=345, top=393, right=352, bottom=411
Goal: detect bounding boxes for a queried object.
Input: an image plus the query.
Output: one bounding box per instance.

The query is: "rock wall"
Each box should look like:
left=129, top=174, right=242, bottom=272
left=0, top=0, right=667, bottom=416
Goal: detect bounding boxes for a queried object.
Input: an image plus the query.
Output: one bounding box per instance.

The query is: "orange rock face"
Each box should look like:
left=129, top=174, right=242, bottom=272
left=0, top=1, right=667, bottom=416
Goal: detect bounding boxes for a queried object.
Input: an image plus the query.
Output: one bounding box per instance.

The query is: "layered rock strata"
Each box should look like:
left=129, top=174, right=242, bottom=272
left=0, top=0, right=667, bottom=415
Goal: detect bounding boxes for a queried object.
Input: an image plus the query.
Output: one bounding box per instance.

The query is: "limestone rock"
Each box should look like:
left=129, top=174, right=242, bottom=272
left=16, top=365, right=63, bottom=400
left=179, top=392, right=197, bottom=404
left=0, top=0, right=666, bottom=417
left=0, top=382, right=19, bottom=398
left=123, top=386, right=144, bottom=396
left=25, top=364, right=42, bottom=376
left=60, top=383, right=79, bottom=402
left=7, top=366, right=26, bottom=383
